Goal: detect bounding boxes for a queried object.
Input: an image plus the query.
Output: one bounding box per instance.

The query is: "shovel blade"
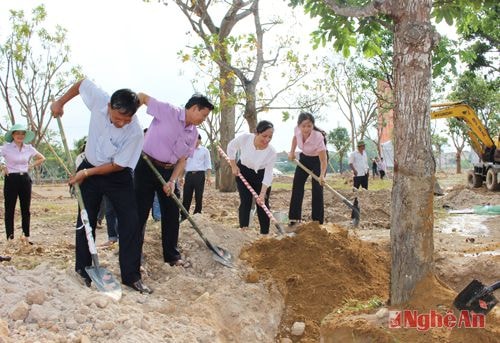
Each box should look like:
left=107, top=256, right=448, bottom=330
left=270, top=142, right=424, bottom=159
left=213, top=245, right=234, bottom=267
left=86, top=266, right=122, bottom=301
left=350, top=197, right=360, bottom=226
left=453, top=279, right=498, bottom=315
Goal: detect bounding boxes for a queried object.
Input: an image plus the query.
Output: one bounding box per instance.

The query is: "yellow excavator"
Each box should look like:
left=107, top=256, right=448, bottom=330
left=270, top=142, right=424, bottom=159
left=431, top=102, right=499, bottom=191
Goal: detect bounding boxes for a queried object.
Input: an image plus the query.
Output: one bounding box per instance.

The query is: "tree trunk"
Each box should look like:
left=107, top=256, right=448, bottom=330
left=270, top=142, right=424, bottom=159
left=218, top=67, right=237, bottom=192
left=390, top=0, right=436, bottom=305
left=456, top=150, right=462, bottom=174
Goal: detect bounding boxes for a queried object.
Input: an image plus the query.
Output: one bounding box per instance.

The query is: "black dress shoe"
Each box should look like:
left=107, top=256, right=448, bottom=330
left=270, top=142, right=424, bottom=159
left=125, top=279, right=153, bottom=294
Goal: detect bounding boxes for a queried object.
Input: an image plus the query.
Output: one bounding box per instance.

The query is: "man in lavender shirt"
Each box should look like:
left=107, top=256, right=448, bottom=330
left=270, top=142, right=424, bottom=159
left=136, top=93, right=214, bottom=266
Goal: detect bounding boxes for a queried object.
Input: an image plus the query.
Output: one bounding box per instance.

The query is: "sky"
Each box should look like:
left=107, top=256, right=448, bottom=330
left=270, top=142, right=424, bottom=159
left=1, top=0, right=330, bottom=152
left=0, top=0, right=460, bottom=153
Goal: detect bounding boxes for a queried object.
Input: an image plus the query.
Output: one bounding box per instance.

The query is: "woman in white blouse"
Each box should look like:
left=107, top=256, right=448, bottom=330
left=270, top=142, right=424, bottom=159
left=227, top=120, right=277, bottom=234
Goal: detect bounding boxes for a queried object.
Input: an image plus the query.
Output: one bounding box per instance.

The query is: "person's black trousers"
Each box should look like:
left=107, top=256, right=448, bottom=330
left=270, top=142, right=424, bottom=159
left=134, top=157, right=181, bottom=264
left=4, top=173, right=32, bottom=239
left=76, top=160, right=141, bottom=285
left=288, top=153, right=324, bottom=224
left=353, top=175, right=369, bottom=189
left=181, top=171, right=205, bottom=219
left=235, top=161, right=271, bottom=234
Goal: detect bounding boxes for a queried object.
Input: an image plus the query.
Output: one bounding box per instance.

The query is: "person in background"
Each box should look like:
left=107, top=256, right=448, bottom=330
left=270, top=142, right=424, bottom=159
left=377, top=157, right=387, bottom=180
left=51, top=78, right=151, bottom=294
left=135, top=92, right=213, bottom=267
left=0, top=124, right=45, bottom=244
left=100, top=195, right=119, bottom=247
left=288, top=112, right=327, bottom=225
left=349, top=140, right=369, bottom=190
left=371, top=157, right=379, bottom=179
left=227, top=120, right=277, bottom=234
left=180, top=134, right=212, bottom=221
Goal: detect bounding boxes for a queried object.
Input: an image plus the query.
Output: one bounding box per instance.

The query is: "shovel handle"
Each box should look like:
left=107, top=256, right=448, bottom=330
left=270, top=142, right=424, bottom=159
left=141, top=153, right=227, bottom=259
left=293, top=159, right=360, bottom=215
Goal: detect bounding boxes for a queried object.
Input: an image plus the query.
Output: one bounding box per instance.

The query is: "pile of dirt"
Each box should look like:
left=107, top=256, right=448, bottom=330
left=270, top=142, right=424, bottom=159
left=435, top=185, right=499, bottom=210
left=240, top=222, right=390, bottom=342
left=320, top=274, right=500, bottom=343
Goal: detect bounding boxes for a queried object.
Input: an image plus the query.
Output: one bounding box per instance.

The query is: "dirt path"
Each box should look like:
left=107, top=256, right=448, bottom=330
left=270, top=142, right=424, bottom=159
left=0, top=174, right=498, bottom=342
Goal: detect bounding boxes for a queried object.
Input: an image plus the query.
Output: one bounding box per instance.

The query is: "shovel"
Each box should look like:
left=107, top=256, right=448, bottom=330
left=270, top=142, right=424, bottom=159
left=141, top=154, right=234, bottom=268
left=293, top=159, right=360, bottom=226
left=217, top=146, right=285, bottom=235
left=453, top=279, right=500, bottom=315
left=56, top=116, right=122, bottom=300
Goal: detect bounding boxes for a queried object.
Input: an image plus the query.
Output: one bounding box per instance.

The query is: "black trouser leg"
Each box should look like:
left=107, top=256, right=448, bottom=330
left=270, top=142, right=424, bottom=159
left=193, top=173, right=205, bottom=214
left=75, top=164, right=103, bottom=281
left=236, top=162, right=270, bottom=233
left=236, top=177, right=253, bottom=228
left=135, top=157, right=181, bottom=264
left=134, top=159, right=156, bottom=251
left=105, top=173, right=141, bottom=284
left=181, top=175, right=195, bottom=219
left=305, top=155, right=324, bottom=224
left=4, top=175, right=18, bottom=239
left=288, top=165, right=308, bottom=221
left=18, top=175, right=32, bottom=237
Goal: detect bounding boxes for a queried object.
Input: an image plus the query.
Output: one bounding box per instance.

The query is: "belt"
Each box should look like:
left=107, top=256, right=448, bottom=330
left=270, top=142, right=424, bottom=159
left=186, top=171, right=204, bottom=175
left=8, top=172, right=28, bottom=176
left=145, top=154, right=176, bottom=170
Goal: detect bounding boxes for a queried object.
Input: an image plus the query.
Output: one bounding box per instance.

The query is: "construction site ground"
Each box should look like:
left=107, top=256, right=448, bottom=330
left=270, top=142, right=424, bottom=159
left=0, top=171, right=498, bottom=342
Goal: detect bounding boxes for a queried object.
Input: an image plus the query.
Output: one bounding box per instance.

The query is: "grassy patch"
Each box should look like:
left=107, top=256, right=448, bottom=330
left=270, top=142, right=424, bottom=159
left=335, top=296, right=385, bottom=314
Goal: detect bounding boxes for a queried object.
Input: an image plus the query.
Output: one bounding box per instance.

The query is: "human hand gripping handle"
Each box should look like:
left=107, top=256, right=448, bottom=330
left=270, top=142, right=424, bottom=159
left=217, top=146, right=284, bottom=235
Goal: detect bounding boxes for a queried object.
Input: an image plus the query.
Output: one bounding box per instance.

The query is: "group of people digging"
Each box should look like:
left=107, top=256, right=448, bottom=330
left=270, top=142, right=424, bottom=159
left=1, top=78, right=371, bottom=294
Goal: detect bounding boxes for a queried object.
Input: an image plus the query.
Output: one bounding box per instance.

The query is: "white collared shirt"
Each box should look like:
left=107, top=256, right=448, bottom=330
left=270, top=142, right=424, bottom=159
left=348, top=150, right=369, bottom=176
left=79, top=79, right=143, bottom=169
left=185, top=145, right=212, bottom=172
left=227, top=133, right=276, bottom=186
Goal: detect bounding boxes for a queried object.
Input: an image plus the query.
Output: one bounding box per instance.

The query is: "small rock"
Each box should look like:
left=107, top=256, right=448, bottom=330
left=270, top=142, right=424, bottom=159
left=245, top=271, right=259, bottom=283
left=80, top=335, right=91, bottom=343
left=9, top=301, right=29, bottom=321
left=281, top=338, right=293, bottom=343
left=0, top=319, right=9, bottom=336
left=376, top=308, right=389, bottom=319
left=291, top=321, right=305, bottom=336
left=25, top=289, right=46, bottom=305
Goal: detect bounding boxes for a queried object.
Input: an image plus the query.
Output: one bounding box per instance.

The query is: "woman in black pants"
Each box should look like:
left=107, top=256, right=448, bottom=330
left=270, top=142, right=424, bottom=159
left=1, top=124, right=45, bottom=244
left=227, top=121, right=277, bottom=234
left=288, top=112, right=327, bottom=225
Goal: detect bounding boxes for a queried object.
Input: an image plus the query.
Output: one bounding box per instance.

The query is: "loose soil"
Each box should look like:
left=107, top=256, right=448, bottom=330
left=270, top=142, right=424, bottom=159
left=0, top=172, right=498, bottom=342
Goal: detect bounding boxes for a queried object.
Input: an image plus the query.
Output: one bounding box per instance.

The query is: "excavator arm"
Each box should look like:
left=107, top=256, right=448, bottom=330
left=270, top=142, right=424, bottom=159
left=431, top=102, right=497, bottom=163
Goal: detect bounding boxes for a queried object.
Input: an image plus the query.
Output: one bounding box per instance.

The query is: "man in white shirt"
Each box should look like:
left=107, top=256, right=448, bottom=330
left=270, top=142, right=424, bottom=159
left=51, top=79, right=151, bottom=294
left=180, top=134, right=212, bottom=220
left=349, top=140, right=369, bottom=189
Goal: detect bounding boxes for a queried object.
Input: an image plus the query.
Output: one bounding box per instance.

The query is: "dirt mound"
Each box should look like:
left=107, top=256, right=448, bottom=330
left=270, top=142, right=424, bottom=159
left=241, top=222, right=390, bottom=341
left=320, top=274, right=500, bottom=343
left=435, top=186, right=499, bottom=209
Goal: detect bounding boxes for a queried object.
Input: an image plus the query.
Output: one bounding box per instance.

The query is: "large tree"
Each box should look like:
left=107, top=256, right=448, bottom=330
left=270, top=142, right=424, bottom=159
left=0, top=5, right=82, bottom=146
left=291, top=0, right=442, bottom=304
left=169, top=0, right=325, bottom=191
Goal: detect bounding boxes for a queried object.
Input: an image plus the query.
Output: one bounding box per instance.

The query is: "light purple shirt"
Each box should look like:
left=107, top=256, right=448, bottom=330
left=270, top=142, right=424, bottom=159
left=0, top=142, right=39, bottom=173
left=143, top=97, right=198, bottom=163
left=295, top=127, right=326, bottom=156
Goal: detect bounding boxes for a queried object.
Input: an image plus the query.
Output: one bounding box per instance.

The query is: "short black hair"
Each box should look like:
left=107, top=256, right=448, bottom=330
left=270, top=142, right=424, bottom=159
left=110, top=89, right=140, bottom=116
left=256, top=120, right=274, bottom=134
left=185, top=94, right=214, bottom=111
